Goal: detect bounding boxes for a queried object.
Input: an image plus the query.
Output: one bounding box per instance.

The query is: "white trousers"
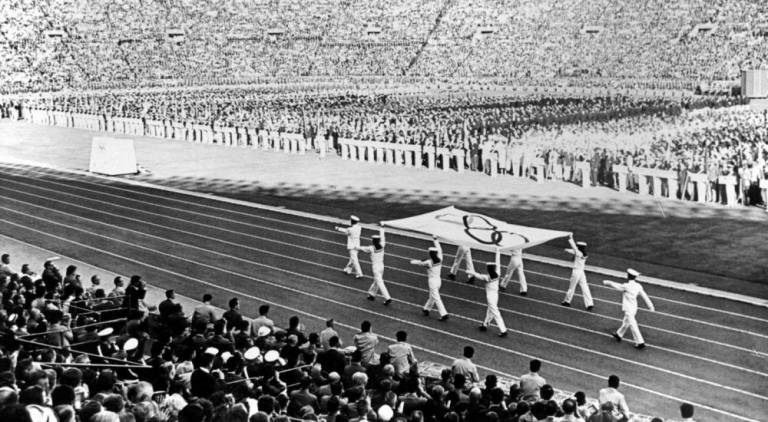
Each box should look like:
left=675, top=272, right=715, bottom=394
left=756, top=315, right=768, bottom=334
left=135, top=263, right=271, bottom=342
left=424, top=281, right=447, bottom=316
left=564, top=270, right=594, bottom=307
left=344, top=249, right=363, bottom=276
left=501, top=256, right=527, bottom=292
left=368, top=267, right=391, bottom=300
left=617, top=311, right=644, bottom=344
left=450, top=248, right=475, bottom=275
left=483, top=290, right=507, bottom=332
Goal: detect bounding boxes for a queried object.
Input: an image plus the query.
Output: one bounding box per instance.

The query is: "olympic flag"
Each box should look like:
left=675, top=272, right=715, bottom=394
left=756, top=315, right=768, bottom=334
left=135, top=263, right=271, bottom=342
left=382, top=206, right=571, bottom=251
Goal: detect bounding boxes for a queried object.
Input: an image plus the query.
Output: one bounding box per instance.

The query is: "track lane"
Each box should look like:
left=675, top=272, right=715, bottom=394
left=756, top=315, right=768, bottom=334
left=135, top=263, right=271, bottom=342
left=3, top=171, right=768, bottom=350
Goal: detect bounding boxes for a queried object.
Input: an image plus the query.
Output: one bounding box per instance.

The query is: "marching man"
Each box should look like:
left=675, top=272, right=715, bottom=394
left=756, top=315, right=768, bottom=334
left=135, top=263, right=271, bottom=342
left=448, top=245, right=476, bottom=284
left=603, top=269, right=655, bottom=350
left=562, top=234, right=594, bottom=311
left=410, top=235, right=449, bottom=321
left=500, top=247, right=527, bottom=296
left=335, top=215, right=363, bottom=278
left=467, top=248, right=508, bottom=337
left=356, top=223, right=392, bottom=305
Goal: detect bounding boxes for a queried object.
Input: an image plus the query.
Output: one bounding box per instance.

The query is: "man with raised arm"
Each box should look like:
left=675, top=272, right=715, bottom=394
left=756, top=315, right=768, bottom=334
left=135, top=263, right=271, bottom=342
left=467, top=248, right=508, bottom=337
left=356, top=223, right=392, bottom=305
left=335, top=215, right=363, bottom=278
left=603, top=269, right=655, bottom=350
left=410, top=235, right=449, bottom=321
left=561, top=234, right=594, bottom=311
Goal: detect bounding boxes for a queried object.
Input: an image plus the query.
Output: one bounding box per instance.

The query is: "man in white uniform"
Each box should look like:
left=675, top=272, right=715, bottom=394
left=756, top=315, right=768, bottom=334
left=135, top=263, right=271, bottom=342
left=562, top=235, right=594, bottom=311
left=410, top=235, right=449, bottom=321
left=603, top=268, right=655, bottom=349
left=500, top=248, right=527, bottom=295
left=467, top=248, right=508, bottom=337
left=448, top=245, right=476, bottom=284
left=335, top=215, right=363, bottom=278
left=356, top=223, right=391, bottom=305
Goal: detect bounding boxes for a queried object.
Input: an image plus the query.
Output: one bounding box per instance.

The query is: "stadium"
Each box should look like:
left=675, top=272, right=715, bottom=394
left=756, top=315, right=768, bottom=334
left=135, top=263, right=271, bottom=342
left=1, top=1, right=767, bottom=422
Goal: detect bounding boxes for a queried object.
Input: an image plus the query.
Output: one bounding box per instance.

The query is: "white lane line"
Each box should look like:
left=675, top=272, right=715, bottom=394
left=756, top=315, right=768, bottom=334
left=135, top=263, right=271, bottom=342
left=0, top=219, right=762, bottom=422
left=8, top=163, right=768, bottom=320
left=4, top=184, right=768, bottom=361
left=7, top=163, right=768, bottom=313
left=3, top=205, right=768, bottom=401
left=5, top=176, right=768, bottom=341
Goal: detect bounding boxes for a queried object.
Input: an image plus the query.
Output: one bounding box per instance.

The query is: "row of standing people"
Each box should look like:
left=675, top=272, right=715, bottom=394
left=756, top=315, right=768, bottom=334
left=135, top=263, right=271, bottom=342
left=334, top=216, right=656, bottom=350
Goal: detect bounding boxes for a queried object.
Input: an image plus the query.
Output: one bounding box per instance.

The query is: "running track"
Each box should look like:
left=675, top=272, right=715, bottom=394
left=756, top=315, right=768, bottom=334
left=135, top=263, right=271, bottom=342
left=0, top=163, right=766, bottom=421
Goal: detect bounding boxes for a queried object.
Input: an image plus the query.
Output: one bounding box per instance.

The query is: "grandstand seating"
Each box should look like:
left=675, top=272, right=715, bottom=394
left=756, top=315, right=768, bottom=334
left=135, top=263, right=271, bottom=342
left=2, top=0, right=768, bottom=91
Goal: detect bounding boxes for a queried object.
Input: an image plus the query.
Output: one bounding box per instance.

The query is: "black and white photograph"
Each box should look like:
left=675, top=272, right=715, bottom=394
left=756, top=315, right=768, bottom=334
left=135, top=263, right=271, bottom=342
left=0, top=1, right=767, bottom=421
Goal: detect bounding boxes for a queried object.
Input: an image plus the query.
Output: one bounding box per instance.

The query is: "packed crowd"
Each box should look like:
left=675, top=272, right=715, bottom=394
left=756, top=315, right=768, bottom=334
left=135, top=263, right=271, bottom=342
left=0, top=253, right=699, bottom=422
left=16, top=84, right=768, bottom=206
left=3, top=0, right=768, bottom=91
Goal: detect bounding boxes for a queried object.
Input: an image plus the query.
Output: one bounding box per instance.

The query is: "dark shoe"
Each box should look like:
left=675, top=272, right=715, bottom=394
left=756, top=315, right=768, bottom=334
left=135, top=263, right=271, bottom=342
left=355, top=274, right=363, bottom=279
left=466, top=276, right=475, bottom=285
left=635, top=343, right=646, bottom=350
left=520, top=291, right=527, bottom=296
left=439, top=314, right=449, bottom=321
left=499, top=285, right=507, bottom=291
left=367, top=295, right=375, bottom=301
left=447, top=273, right=456, bottom=281
left=498, top=331, right=508, bottom=338
left=561, top=301, right=571, bottom=307
left=478, top=325, right=488, bottom=332
left=586, top=305, right=594, bottom=312
left=422, top=309, right=430, bottom=316
left=383, top=299, right=392, bottom=306
left=612, top=333, right=622, bottom=342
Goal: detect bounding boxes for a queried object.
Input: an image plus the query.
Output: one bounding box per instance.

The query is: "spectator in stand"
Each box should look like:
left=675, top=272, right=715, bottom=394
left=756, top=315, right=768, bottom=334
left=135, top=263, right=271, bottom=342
left=250, top=305, right=274, bottom=337
left=598, top=375, right=630, bottom=421
left=679, top=402, right=696, bottom=421
left=352, top=321, right=379, bottom=367
left=192, top=294, right=217, bottom=326
left=520, top=359, right=546, bottom=403
left=451, top=346, right=480, bottom=385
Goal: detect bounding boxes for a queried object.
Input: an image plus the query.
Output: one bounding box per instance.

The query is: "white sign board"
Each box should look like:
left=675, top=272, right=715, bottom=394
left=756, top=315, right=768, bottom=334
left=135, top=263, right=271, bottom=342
left=89, top=137, right=137, bottom=176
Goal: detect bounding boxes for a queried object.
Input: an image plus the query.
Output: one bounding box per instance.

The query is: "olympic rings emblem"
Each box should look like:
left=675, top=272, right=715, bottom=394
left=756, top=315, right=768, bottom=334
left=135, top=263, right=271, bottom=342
left=435, top=213, right=529, bottom=246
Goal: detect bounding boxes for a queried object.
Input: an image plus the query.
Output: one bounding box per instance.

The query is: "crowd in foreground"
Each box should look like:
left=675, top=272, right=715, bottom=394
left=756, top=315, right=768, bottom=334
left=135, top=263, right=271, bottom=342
left=0, top=253, right=701, bottom=422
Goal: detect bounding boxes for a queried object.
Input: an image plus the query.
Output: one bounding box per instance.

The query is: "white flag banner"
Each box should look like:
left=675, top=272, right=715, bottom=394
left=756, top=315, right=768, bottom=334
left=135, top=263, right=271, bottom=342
left=382, top=206, right=571, bottom=251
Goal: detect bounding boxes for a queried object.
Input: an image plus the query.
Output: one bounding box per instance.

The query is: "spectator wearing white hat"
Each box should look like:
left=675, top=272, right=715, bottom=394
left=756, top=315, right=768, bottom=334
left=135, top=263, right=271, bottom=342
left=561, top=235, right=594, bottom=311
left=448, top=245, right=476, bottom=284
left=500, top=247, right=527, bottom=295
left=410, top=235, right=449, bottom=321
left=335, top=215, right=363, bottom=278
left=467, top=248, right=508, bottom=337
left=603, top=269, right=655, bottom=349
left=356, top=224, right=391, bottom=304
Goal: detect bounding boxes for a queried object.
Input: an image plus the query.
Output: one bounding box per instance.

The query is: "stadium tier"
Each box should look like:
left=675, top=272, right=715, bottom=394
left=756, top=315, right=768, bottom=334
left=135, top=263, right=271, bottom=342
left=2, top=0, right=768, bottom=91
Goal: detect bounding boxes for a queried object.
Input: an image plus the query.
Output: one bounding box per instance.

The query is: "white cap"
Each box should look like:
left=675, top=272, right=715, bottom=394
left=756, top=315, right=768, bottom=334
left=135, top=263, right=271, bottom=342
left=576, top=241, right=587, bottom=246
left=220, top=352, right=233, bottom=363
left=97, top=327, right=114, bottom=337
left=377, top=404, right=394, bottom=421
left=244, top=347, right=261, bottom=361
left=627, top=268, right=640, bottom=277
left=204, top=347, right=219, bottom=356
left=123, top=338, right=139, bottom=352
left=264, top=350, right=286, bottom=366
left=7, top=314, right=17, bottom=324
left=350, top=215, right=360, bottom=222
left=257, top=326, right=271, bottom=337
